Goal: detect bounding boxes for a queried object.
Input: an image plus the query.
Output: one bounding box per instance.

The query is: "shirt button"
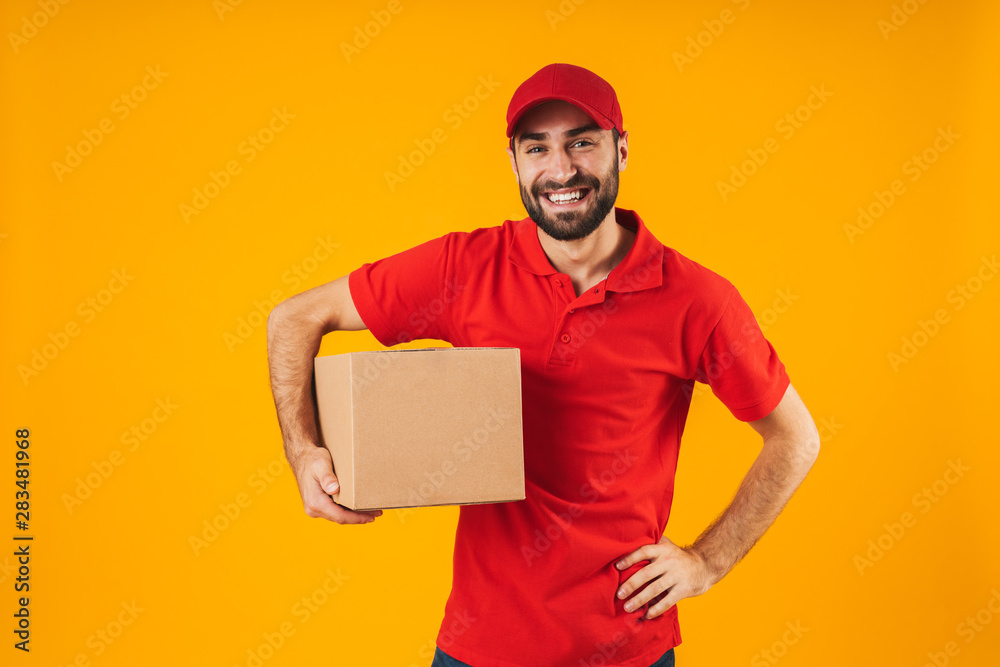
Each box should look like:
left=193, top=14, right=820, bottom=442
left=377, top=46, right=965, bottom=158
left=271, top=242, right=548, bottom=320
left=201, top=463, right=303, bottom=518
left=555, top=279, right=562, bottom=287
left=569, top=308, right=575, bottom=313
left=594, top=287, right=600, bottom=294
left=561, top=333, right=571, bottom=343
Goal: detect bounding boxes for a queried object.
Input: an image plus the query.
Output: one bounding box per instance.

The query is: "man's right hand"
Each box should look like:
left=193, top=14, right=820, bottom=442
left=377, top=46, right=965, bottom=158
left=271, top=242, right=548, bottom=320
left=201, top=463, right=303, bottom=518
left=267, top=274, right=378, bottom=525
left=290, top=444, right=382, bottom=524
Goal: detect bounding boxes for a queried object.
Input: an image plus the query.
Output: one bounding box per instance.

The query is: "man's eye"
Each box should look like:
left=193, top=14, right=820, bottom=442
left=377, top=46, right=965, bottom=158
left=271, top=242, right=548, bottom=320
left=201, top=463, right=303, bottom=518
left=572, top=140, right=593, bottom=148
left=526, top=146, right=544, bottom=154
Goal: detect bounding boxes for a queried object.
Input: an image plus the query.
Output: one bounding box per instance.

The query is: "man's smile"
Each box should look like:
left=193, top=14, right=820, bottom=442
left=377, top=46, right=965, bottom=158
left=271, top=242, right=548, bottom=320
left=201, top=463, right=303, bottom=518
left=540, top=187, right=592, bottom=207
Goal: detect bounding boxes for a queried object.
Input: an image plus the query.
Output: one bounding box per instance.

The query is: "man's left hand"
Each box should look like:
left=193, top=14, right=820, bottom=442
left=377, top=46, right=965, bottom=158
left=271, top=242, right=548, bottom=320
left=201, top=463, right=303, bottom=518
left=615, top=535, right=715, bottom=619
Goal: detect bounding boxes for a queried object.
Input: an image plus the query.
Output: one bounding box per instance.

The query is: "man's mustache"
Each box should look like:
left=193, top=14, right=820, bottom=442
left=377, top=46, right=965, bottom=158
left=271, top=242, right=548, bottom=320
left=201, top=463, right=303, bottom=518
left=531, top=173, right=600, bottom=196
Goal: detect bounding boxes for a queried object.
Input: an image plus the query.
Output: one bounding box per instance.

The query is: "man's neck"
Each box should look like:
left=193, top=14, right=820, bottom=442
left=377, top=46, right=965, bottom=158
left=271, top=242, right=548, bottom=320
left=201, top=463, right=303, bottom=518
left=537, top=208, right=637, bottom=298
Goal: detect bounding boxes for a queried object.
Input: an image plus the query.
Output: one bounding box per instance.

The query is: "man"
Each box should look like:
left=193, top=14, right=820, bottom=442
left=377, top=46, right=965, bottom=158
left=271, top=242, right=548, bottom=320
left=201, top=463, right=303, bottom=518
left=266, top=63, right=820, bottom=667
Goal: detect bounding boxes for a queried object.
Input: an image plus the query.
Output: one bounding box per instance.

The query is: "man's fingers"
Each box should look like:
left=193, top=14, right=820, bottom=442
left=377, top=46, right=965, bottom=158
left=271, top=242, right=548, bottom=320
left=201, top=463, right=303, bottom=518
left=303, top=479, right=381, bottom=524
left=305, top=449, right=341, bottom=495
left=614, top=539, right=711, bottom=617
left=615, top=545, right=654, bottom=570
left=617, top=564, right=661, bottom=601
left=319, top=472, right=339, bottom=495
left=623, top=574, right=675, bottom=612
left=291, top=447, right=382, bottom=524
left=644, top=590, right=681, bottom=619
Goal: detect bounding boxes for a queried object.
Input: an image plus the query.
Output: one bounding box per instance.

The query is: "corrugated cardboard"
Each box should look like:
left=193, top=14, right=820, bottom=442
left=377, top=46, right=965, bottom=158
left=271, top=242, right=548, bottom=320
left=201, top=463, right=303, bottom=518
left=313, top=347, right=525, bottom=510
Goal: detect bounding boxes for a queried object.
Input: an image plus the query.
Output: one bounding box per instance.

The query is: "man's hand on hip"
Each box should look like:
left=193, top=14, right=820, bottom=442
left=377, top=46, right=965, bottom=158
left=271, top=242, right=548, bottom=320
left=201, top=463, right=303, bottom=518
left=615, top=535, right=714, bottom=619
left=290, top=444, right=382, bottom=525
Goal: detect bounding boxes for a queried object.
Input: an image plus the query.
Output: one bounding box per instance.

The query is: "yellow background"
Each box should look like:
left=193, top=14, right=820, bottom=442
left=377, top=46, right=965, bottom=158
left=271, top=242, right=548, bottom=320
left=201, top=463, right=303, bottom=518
left=3, top=0, right=999, bottom=664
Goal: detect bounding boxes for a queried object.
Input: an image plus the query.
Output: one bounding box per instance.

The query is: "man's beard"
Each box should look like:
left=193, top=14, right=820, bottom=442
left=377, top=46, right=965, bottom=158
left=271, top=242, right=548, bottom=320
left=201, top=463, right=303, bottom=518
left=519, top=159, right=619, bottom=242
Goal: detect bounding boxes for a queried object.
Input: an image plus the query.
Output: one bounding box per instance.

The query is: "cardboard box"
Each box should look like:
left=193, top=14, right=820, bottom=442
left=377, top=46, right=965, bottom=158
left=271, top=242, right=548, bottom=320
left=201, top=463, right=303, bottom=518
left=313, top=347, right=525, bottom=510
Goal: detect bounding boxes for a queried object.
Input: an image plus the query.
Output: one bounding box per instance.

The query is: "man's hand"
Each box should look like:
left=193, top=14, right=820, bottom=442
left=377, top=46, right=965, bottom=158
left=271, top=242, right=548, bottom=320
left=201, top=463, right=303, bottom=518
left=289, top=444, right=382, bottom=525
left=615, top=535, right=715, bottom=619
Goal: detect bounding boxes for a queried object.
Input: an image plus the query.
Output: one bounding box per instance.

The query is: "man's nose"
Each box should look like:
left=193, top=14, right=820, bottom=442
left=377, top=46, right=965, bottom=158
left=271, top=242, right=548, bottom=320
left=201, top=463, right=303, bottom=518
left=547, top=147, right=576, bottom=184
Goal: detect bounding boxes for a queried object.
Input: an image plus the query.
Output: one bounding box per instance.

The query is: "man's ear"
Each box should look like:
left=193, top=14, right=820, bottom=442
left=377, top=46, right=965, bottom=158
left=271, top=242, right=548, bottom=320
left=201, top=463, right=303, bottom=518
left=617, top=130, right=629, bottom=173
left=506, top=145, right=520, bottom=184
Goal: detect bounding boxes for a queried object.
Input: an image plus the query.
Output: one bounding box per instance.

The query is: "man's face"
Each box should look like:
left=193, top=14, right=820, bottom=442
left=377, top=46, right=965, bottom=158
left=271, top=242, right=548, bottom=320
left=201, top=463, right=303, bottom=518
left=508, top=101, right=625, bottom=242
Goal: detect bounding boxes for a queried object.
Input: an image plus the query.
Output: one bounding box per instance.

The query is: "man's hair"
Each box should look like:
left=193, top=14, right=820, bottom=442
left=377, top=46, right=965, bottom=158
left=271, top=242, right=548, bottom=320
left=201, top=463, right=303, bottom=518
left=509, top=126, right=621, bottom=153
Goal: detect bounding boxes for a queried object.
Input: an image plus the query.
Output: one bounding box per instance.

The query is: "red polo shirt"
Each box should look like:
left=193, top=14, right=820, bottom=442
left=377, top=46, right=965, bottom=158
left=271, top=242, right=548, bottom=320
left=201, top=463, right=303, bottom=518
left=348, top=208, right=790, bottom=667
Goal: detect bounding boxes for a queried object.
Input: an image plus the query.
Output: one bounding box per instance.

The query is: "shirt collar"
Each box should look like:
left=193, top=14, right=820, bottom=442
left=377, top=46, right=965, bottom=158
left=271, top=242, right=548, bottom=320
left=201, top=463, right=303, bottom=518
left=507, top=207, right=664, bottom=293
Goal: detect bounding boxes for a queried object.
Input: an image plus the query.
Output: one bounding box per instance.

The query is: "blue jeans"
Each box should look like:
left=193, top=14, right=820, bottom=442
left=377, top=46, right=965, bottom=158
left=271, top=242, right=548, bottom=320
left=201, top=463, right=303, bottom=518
left=431, top=646, right=675, bottom=666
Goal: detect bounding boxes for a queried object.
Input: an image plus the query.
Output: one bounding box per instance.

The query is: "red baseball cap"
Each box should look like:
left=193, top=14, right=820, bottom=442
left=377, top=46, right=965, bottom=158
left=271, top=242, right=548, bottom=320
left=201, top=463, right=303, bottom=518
left=506, top=63, right=623, bottom=140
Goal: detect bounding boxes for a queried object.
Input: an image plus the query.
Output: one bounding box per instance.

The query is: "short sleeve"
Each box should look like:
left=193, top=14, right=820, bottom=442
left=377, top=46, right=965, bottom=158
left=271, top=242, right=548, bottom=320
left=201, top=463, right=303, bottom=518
left=694, top=284, right=790, bottom=421
left=348, top=232, right=459, bottom=347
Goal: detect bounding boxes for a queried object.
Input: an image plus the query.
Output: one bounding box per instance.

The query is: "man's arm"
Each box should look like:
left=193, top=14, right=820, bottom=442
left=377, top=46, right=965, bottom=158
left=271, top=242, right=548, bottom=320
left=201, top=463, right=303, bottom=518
left=615, top=382, right=820, bottom=619
left=266, top=274, right=382, bottom=525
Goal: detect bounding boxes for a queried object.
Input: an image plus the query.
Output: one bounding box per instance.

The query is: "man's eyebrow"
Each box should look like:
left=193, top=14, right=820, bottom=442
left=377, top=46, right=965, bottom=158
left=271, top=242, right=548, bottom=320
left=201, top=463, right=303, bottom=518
left=517, top=124, right=603, bottom=146
left=566, top=124, right=602, bottom=137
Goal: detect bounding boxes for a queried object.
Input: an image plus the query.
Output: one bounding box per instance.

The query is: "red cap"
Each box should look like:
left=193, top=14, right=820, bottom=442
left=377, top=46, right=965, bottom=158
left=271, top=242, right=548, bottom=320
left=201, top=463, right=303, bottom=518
left=506, top=63, right=623, bottom=140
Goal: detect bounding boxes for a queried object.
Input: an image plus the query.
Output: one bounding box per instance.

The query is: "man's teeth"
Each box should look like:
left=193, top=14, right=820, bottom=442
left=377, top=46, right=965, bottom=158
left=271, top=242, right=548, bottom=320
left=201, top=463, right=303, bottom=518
left=546, top=189, right=584, bottom=203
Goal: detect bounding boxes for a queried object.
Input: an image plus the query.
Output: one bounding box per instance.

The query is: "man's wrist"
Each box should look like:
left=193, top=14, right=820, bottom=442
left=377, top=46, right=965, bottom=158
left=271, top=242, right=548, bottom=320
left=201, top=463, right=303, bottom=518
left=284, top=437, right=322, bottom=465
left=687, top=543, right=726, bottom=586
